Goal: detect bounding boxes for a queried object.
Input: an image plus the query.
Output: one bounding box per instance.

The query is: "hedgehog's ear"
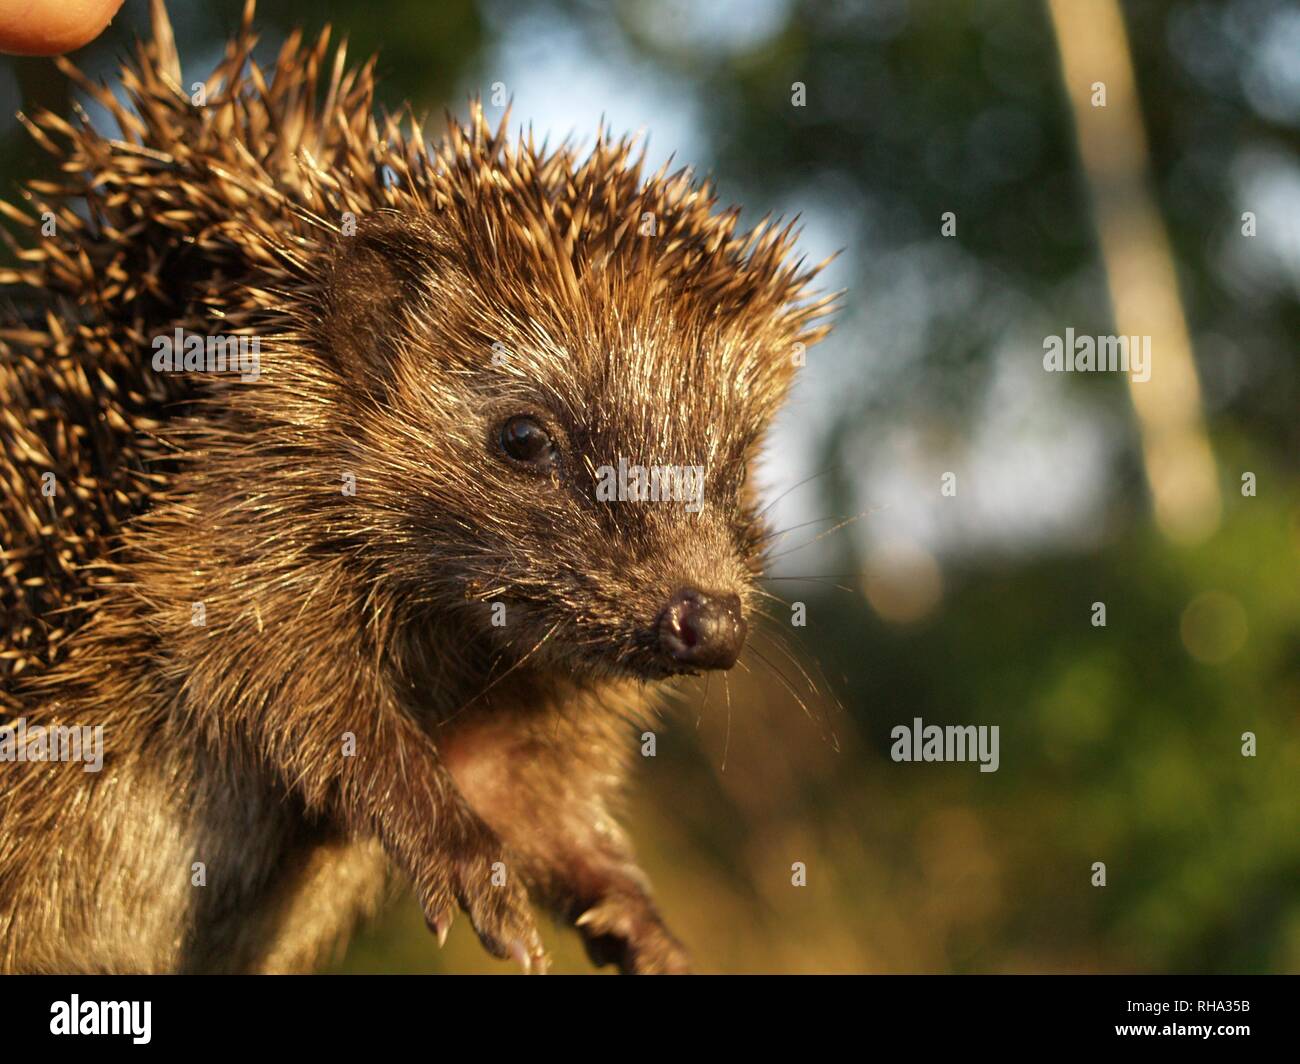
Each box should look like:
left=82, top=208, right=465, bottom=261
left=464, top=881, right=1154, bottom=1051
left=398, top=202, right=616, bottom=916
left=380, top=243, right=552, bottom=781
left=320, top=215, right=441, bottom=383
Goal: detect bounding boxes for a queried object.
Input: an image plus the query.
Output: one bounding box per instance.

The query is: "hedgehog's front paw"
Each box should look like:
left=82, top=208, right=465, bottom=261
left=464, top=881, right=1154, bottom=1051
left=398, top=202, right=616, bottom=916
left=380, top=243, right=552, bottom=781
left=423, top=827, right=549, bottom=973
left=575, top=890, right=691, bottom=974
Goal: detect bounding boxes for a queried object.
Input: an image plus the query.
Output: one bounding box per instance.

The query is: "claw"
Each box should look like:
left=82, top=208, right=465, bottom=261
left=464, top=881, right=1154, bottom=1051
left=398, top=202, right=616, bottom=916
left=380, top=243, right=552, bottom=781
left=509, top=939, right=550, bottom=974
left=573, top=891, right=691, bottom=974
left=427, top=909, right=452, bottom=948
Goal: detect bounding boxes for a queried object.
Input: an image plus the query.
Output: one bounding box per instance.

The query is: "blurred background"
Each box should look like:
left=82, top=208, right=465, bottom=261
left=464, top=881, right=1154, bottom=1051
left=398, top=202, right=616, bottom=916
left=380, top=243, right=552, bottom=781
left=2, top=0, right=1296, bottom=972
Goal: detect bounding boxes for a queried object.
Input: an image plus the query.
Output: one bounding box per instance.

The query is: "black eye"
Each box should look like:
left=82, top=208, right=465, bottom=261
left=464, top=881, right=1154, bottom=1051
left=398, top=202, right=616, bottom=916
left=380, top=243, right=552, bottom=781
left=498, top=415, right=558, bottom=469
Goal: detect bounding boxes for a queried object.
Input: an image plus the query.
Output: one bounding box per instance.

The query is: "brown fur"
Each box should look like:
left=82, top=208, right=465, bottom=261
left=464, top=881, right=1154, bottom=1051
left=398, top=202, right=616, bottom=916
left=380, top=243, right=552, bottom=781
left=0, top=0, right=832, bottom=972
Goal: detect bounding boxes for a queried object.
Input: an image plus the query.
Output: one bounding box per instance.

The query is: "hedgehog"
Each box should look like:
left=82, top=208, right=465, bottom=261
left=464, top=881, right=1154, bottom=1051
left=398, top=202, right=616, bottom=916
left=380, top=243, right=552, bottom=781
left=0, top=0, right=833, bottom=973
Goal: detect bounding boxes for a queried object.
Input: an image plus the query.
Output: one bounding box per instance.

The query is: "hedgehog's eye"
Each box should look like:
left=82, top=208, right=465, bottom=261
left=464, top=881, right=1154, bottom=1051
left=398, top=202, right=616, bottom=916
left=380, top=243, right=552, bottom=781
left=497, top=415, right=558, bottom=470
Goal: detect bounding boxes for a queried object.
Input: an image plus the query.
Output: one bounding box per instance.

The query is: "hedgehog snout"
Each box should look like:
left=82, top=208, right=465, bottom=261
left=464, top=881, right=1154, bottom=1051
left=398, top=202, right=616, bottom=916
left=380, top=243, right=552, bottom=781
left=655, top=587, right=747, bottom=671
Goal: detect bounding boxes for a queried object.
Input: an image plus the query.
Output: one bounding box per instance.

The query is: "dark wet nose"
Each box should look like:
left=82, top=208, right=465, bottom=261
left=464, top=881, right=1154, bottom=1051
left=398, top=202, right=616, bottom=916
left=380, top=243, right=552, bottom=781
left=657, top=588, right=747, bottom=671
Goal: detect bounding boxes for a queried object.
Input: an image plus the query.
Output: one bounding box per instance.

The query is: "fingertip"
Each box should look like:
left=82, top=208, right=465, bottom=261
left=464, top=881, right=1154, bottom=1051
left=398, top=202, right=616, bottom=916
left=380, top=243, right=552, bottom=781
left=0, top=0, right=126, bottom=57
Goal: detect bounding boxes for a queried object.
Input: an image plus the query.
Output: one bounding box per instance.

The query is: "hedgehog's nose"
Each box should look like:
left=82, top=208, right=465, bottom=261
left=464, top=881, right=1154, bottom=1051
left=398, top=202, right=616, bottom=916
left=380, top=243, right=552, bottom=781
left=657, top=587, right=747, bottom=671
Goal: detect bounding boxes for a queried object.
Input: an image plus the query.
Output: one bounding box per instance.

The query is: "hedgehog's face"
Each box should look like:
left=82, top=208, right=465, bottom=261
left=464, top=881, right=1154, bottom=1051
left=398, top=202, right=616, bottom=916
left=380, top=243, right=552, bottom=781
left=457, top=370, right=764, bottom=682
left=373, top=326, right=777, bottom=684
left=324, top=207, right=822, bottom=683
